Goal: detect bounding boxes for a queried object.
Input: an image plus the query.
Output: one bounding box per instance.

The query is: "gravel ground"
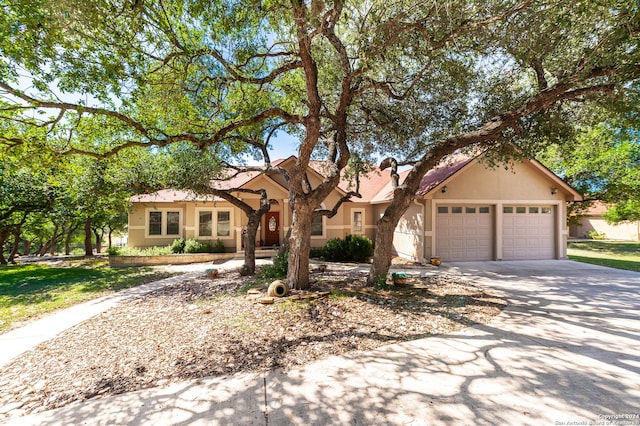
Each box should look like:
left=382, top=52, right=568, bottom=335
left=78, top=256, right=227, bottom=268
left=0, top=266, right=506, bottom=419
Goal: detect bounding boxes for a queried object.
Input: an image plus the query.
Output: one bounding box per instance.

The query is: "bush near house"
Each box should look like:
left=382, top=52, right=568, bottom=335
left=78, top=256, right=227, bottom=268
left=108, top=238, right=224, bottom=256
left=184, top=239, right=213, bottom=253
left=586, top=230, right=606, bottom=240
left=321, top=235, right=374, bottom=263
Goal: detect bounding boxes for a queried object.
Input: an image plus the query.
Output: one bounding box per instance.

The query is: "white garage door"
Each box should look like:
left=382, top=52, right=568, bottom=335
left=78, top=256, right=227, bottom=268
left=503, top=206, right=555, bottom=260
left=436, top=205, right=493, bottom=261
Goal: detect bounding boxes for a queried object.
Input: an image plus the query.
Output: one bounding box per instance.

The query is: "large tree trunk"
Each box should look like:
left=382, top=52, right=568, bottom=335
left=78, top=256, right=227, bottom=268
left=108, top=228, right=113, bottom=249
left=240, top=213, right=261, bottom=276
left=84, top=217, right=93, bottom=256
left=367, top=199, right=413, bottom=286
left=287, top=203, right=314, bottom=290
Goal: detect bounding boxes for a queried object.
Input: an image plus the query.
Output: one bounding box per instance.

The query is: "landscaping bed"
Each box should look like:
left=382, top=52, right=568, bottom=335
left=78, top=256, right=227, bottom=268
left=0, top=267, right=506, bottom=419
left=108, top=253, right=235, bottom=267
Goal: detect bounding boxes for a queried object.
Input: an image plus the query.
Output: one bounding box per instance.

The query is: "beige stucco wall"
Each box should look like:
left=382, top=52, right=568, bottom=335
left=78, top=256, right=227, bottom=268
left=577, top=217, right=640, bottom=241
left=128, top=200, right=241, bottom=250
left=393, top=201, right=425, bottom=260
left=432, top=160, right=568, bottom=203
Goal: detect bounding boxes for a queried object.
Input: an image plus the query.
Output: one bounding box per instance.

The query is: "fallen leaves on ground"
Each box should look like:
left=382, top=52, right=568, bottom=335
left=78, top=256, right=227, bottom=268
left=0, top=268, right=506, bottom=418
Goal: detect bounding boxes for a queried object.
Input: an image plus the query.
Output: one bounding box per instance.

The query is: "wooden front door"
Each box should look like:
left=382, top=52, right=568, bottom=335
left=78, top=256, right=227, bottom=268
left=264, top=212, right=280, bottom=246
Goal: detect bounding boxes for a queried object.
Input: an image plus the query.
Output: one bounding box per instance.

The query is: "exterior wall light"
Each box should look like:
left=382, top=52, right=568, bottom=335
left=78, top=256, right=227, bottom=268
left=441, top=186, right=448, bottom=193
left=551, top=187, right=558, bottom=195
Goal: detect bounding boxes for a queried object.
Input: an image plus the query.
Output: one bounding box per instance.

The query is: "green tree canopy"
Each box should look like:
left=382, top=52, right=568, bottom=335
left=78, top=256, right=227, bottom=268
left=1, top=0, right=639, bottom=286
left=541, top=121, right=640, bottom=223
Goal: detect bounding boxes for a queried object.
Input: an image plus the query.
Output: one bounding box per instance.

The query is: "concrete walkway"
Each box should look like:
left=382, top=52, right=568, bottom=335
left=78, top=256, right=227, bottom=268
left=2, top=260, right=639, bottom=425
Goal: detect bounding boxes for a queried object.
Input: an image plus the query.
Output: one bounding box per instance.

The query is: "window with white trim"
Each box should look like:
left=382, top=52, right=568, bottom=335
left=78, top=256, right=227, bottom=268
left=311, top=214, right=323, bottom=236
left=352, top=209, right=364, bottom=233
left=196, top=208, right=233, bottom=239
left=310, top=206, right=326, bottom=237
left=146, top=209, right=182, bottom=237
left=199, top=211, right=213, bottom=237
left=217, top=211, right=231, bottom=236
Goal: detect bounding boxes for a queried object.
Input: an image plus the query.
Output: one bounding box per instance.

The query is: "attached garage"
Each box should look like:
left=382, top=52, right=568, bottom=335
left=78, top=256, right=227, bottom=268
left=381, top=153, right=582, bottom=263
left=436, top=205, right=493, bottom=261
left=502, top=205, right=555, bottom=260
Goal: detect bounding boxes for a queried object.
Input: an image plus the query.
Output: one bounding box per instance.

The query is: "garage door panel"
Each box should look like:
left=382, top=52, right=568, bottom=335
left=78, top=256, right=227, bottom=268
left=503, top=205, right=555, bottom=260
left=436, top=205, right=493, bottom=261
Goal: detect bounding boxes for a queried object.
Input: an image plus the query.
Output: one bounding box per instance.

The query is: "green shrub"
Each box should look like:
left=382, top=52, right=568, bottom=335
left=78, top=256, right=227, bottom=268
left=257, top=251, right=288, bottom=280
left=170, top=238, right=186, bottom=254
left=113, top=245, right=173, bottom=256
left=323, top=237, right=350, bottom=262
left=309, top=247, right=324, bottom=258
left=184, top=239, right=213, bottom=253
left=587, top=230, right=606, bottom=240
left=321, top=235, right=373, bottom=262
left=213, top=239, right=226, bottom=253
left=346, top=234, right=374, bottom=262
left=107, top=247, right=121, bottom=255
left=71, top=248, right=86, bottom=256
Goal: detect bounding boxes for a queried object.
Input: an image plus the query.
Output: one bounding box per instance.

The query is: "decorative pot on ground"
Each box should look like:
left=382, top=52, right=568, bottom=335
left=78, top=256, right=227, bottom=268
left=430, top=257, right=442, bottom=267
left=391, top=273, right=407, bottom=285
left=267, top=280, right=290, bottom=297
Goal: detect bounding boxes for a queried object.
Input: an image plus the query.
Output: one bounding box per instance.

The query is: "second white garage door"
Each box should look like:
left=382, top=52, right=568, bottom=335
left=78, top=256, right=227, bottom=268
left=502, top=206, right=555, bottom=260
left=436, top=205, right=493, bottom=261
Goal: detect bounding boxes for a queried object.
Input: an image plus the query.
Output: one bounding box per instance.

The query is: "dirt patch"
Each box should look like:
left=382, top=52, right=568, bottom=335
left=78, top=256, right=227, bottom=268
left=0, top=268, right=506, bottom=419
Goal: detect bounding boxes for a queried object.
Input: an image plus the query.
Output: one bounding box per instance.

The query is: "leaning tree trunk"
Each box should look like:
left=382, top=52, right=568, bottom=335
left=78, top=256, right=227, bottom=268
left=84, top=217, right=93, bottom=256
left=8, top=230, right=21, bottom=263
left=64, top=226, right=77, bottom=255
left=367, top=192, right=418, bottom=286
left=0, top=230, right=9, bottom=265
left=287, top=203, right=314, bottom=290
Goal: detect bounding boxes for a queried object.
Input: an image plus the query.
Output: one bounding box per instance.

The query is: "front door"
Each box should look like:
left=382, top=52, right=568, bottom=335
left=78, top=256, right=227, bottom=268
left=264, top=212, right=280, bottom=246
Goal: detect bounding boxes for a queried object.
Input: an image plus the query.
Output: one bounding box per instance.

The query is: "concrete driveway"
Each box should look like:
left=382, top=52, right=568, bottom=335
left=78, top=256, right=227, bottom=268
left=3, top=260, right=639, bottom=425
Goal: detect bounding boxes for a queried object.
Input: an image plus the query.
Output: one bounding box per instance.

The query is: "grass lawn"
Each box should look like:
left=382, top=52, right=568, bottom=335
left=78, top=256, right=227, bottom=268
left=567, top=240, right=640, bottom=272
left=0, top=260, right=174, bottom=333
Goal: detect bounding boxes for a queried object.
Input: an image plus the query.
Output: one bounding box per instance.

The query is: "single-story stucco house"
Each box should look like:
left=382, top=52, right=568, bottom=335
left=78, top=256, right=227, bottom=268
left=570, top=202, right=640, bottom=241
left=128, top=154, right=582, bottom=262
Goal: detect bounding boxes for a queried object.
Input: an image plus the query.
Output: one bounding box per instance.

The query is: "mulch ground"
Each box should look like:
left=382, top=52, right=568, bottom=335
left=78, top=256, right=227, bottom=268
left=0, top=265, right=506, bottom=419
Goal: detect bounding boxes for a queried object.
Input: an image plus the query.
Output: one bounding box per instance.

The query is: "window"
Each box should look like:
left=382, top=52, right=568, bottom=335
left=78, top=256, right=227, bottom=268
left=166, top=212, right=180, bottom=235
left=479, top=207, right=490, bottom=214
left=503, top=207, right=513, bottom=214
left=438, top=206, right=448, bottom=214
left=147, top=209, right=181, bottom=237
left=352, top=209, right=364, bottom=232
left=452, top=207, right=462, bottom=214
left=465, top=207, right=476, bottom=214
left=516, top=207, right=526, bottom=214
left=541, top=207, right=552, bottom=214
left=217, top=211, right=230, bottom=236
left=529, top=207, right=539, bottom=214
left=311, top=214, right=323, bottom=236
left=149, top=211, right=162, bottom=236
left=196, top=208, right=233, bottom=239
left=199, top=211, right=213, bottom=237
